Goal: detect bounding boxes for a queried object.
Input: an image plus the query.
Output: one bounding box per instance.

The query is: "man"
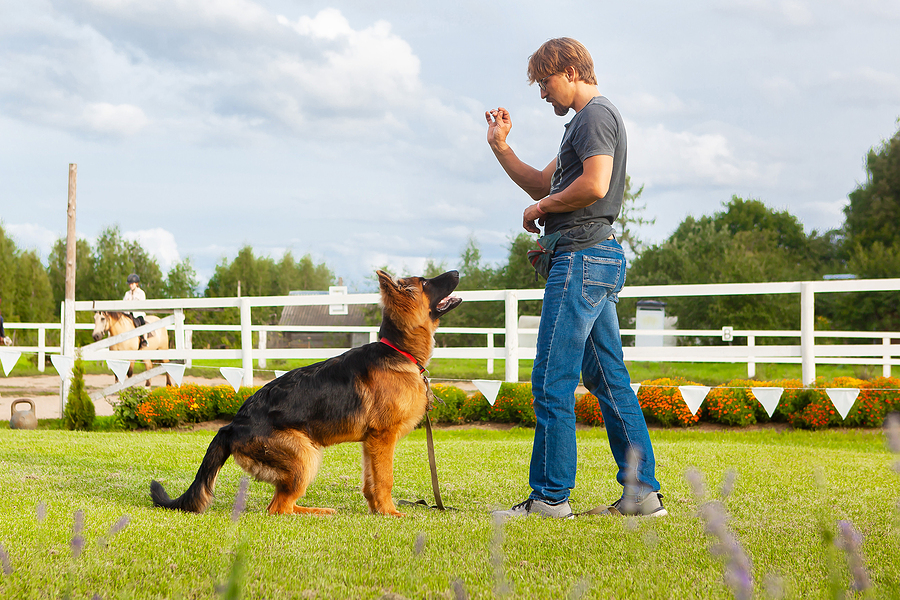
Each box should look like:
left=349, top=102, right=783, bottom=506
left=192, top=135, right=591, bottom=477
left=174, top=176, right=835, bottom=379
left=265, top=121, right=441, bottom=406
left=486, top=38, right=665, bottom=519
left=124, top=273, right=148, bottom=348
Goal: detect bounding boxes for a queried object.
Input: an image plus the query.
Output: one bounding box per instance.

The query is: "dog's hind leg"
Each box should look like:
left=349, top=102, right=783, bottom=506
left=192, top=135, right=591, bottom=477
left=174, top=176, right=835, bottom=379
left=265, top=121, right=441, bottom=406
left=262, top=431, right=335, bottom=516
left=362, top=431, right=402, bottom=517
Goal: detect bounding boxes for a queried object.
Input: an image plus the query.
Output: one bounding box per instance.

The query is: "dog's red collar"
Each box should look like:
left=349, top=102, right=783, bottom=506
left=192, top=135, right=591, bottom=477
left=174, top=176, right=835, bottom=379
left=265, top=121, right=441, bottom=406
left=380, top=337, right=425, bottom=374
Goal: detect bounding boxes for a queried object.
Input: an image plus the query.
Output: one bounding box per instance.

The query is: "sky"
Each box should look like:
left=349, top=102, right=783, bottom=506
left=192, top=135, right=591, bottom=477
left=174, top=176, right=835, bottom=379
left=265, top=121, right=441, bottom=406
left=1, top=0, right=899, bottom=292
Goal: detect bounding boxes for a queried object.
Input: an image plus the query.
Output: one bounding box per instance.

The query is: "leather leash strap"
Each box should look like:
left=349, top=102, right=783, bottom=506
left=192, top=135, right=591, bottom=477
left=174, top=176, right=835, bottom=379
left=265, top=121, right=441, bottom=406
left=423, top=413, right=445, bottom=510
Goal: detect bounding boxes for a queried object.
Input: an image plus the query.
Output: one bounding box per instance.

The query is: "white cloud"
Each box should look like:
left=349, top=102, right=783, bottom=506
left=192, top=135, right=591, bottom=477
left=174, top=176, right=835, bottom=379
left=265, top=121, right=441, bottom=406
left=627, top=122, right=772, bottom=188
left=3, top=223, right=58, bottom=257
left=724, top=0, right=816, bottom=27
left=123, top=228, right=181, bottom=270
left=82, top=102, right=148, bottom=136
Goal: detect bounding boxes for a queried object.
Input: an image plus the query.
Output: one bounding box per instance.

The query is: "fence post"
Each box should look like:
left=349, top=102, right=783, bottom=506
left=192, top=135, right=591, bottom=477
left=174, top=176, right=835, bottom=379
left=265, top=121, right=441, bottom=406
left=800, top=282, right=815, bottom=385
left=38, top=326, right=46, bottom=373
left=505, top=290, right=519, bottom=383
left=185, top=329, right=193, bottom=369
left=258, top=329, right=267, bottom=369
left=240, top=298, right=253, bottom=386
left=747, top=334, right=755, bottom=379
left=174, top=309, right=185, bottom=361
left=487, top=332, right=494, bottom=375
left=884, top=336, right=892, bottom=378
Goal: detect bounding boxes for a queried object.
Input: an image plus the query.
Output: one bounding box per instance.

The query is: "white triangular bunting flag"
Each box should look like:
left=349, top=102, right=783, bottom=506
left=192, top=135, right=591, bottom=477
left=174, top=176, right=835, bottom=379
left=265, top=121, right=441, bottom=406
left=751, top=387, right=784, bottom=418
left=274, top=370, right=288, bottom=379
left=826, top=388, right=860, bottom=420
left=50, top=354, right=74, bottom=382
left=630, top=382, right=641, bottom=396
left=106, top=359, right=131, bottom=383
left=678, top=385, right=710, bottom=416
left=0, top=350, right=22, bottom=376
left=220, top=367, right=245, bottom=393
left=162, top=363, right=186, bottom=386
left=473, top=379, right=503, bottom=406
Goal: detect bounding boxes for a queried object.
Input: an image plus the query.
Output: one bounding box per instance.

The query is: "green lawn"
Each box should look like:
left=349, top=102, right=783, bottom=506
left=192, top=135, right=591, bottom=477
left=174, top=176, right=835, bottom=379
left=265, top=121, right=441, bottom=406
left=1, top=427, right=898, bottom=598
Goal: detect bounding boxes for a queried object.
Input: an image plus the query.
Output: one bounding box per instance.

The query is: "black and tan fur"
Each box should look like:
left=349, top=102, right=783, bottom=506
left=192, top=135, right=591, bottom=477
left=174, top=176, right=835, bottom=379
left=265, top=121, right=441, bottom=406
left=150, top=270, right=461, bottom=516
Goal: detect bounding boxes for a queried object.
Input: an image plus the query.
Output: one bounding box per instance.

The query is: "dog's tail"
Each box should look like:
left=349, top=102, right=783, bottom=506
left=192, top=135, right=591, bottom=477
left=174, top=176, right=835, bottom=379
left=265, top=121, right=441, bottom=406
left=150, top=427, right=233, bottom=513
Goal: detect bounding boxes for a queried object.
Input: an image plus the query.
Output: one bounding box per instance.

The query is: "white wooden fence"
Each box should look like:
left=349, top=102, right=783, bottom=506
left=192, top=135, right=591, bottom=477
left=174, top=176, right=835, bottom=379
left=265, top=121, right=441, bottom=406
left=2, top=278, right=898, bottom=397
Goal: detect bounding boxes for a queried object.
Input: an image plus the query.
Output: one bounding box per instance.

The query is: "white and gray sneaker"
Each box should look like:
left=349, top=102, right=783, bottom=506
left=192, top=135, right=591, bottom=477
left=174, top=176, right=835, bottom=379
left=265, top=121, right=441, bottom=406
left=492, top=498, right=575, bottom=520
left=599, top=492, right=668, bottom=517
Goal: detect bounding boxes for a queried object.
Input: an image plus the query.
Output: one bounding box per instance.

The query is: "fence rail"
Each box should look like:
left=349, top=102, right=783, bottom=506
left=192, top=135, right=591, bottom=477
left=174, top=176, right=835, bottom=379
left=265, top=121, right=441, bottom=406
left=1, top=279, right=898, bottom=405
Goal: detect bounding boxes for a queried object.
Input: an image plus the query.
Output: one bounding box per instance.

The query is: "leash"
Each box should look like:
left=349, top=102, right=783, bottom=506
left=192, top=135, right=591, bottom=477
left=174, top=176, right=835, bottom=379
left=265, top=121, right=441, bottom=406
left=380, top=337, right=447, bottom=511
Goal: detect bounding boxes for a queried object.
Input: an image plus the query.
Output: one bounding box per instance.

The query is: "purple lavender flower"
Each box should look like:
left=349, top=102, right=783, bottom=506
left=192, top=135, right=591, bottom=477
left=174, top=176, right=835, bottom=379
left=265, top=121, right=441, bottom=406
left=720, top=469, right=737, bottom=499
left=686, top=469, right=754, bottom=600
left=836, top=520, right=871, bottom=592
left=0, top=543, right=12, bottom=575
left=70, top=509, right=85, bottom=559
left=109, top=515, right=130, bottom=536
left=885, top=413, right=900, bottom=453
left=231, top=477, right=249, bottom=522
left=414, top=533, right=426, bottom=556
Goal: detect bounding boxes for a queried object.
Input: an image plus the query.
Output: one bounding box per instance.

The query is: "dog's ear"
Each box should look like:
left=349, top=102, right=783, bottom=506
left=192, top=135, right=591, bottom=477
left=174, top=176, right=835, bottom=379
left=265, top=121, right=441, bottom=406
left=376, top=270, right=397, bottom=294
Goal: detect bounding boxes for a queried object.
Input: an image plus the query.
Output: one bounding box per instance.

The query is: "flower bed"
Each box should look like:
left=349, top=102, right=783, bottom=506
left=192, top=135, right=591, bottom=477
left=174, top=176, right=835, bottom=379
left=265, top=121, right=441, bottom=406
left=112, top=376, right=900, bottom=431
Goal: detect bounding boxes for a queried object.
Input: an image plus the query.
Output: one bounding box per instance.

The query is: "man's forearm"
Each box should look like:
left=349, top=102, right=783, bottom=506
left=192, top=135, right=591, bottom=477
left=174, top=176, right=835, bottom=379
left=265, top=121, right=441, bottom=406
left=491, top=143, right=550, bottom=201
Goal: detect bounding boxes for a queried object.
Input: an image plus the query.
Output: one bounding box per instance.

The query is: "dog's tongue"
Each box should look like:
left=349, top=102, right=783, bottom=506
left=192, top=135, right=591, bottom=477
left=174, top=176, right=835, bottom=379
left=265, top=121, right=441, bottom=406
left=437, top=295, right=459, bottom=311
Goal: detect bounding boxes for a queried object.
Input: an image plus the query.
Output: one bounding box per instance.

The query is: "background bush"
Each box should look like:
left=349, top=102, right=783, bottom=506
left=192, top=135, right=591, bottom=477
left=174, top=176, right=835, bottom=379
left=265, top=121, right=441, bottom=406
left=637, top=377, right=702, bottom=428
left=107, top=376, right=900, bottom=431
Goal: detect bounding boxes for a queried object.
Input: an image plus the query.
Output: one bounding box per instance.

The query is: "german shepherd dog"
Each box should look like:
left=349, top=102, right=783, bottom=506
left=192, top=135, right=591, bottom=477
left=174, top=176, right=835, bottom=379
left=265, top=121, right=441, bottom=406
left=150, top=270, right=461, bottom=517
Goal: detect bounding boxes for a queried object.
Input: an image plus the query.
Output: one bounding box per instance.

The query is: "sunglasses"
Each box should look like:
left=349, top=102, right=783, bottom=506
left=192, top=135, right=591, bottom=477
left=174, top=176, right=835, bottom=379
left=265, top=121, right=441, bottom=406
left=538, top=72, right=563, bottom=91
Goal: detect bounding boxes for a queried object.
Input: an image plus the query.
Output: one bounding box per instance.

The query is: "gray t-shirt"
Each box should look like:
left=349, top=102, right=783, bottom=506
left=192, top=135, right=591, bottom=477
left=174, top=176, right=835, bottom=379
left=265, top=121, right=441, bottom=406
left=545, top=95, right=627, bottom=252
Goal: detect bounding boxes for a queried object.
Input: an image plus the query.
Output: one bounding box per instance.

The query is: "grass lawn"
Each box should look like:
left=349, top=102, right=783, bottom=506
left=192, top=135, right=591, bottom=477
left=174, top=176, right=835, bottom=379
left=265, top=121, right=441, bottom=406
left=1, top=426, right=898, bottom=599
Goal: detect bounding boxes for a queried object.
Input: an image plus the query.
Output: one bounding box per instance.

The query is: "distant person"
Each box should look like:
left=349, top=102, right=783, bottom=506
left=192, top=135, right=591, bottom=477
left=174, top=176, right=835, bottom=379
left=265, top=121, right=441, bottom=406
left=124, top=273, right=148, bottom=348
left=0, top=297, right=10, bottom=346
left=486, top=38, right=665, bottom=518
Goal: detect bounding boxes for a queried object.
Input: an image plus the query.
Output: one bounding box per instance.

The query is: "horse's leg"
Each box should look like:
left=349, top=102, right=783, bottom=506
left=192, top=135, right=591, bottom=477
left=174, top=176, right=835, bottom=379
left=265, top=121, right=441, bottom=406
left=127, top=361, right=134, bottom=379
left=144, top=357, right=153, bottom=387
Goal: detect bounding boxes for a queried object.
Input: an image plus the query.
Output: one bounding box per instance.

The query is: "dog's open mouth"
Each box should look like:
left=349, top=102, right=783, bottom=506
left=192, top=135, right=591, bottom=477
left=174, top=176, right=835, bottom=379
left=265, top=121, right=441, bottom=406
left=436, top=294, right=462, bottom=314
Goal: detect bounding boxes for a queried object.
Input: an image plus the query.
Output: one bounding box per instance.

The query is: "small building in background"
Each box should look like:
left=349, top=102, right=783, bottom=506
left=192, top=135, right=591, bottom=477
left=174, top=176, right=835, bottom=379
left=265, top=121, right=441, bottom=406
left=275, top=290, right=371, bottom=349
left=635, top=300, right=677, bottom=347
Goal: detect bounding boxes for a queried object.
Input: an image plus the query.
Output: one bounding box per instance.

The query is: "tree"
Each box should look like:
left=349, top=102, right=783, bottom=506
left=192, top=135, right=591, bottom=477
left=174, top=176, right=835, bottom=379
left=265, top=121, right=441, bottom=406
left=162, top=258, right=200, bottom=299
left=0, top=226, right=55, bottom=347
left=616, top=175, right=655, bottom=257
left=88, top=226, right=163, bottom=300
left=843, top=123, right=900, bottom=250
left=47, top=237, right=94, bottom=310
left=626, top=197, right=833, bottom=335
left=833, top=122, right=900, bottom=331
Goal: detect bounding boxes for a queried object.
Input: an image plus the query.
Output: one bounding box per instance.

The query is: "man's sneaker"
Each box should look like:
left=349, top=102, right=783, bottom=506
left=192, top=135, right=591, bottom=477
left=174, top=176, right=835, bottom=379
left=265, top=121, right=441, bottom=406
left=492, top=498, right=574, bottom=520
left=606, top=492, right=668, bottom=517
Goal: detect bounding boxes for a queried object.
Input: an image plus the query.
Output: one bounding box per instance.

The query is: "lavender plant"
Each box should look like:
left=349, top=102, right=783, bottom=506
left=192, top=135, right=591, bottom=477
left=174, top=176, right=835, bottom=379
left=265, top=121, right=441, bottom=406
left=685, top=468, right=755, bottom=600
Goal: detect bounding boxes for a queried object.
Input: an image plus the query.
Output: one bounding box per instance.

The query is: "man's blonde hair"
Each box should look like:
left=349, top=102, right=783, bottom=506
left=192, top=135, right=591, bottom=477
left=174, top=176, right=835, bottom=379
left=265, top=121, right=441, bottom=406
left=527, top=37, right=597, bottom=86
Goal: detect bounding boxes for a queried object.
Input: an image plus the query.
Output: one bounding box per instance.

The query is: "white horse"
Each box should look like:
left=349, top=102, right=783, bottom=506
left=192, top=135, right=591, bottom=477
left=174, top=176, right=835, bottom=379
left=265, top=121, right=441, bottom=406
left=92, top=311, right=173, bottom=386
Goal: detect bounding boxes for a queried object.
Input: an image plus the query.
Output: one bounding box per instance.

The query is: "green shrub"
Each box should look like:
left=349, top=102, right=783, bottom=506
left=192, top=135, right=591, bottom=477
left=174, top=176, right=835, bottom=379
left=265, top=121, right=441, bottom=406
left=114, top=386, right=150, bottom=430
left=429, top=384, right=468, bottom=424
left=64, top=356, right=95, bottom=431
left=637, top=377, right=701, bottom=428
left=845, top=377, right=900, bottom=427
left=574, top=393, right=604, bottom=426
left=788, top=377, right=867, bottom=430
left=704, top=379, right=765, bottom=426
left=461, top=393, right=491, bottom=423
left=485, top=383, right=536, bottom=425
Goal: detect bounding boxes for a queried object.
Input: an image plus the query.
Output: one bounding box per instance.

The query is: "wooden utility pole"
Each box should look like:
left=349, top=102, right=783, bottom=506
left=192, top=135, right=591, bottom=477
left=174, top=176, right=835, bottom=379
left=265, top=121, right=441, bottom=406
left=61, top=164, right=77, bottom=410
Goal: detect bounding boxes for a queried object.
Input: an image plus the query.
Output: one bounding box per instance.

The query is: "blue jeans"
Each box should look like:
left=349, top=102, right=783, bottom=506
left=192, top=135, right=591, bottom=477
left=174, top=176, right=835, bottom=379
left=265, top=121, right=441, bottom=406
left=529, top=239, right=660, bottom=504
